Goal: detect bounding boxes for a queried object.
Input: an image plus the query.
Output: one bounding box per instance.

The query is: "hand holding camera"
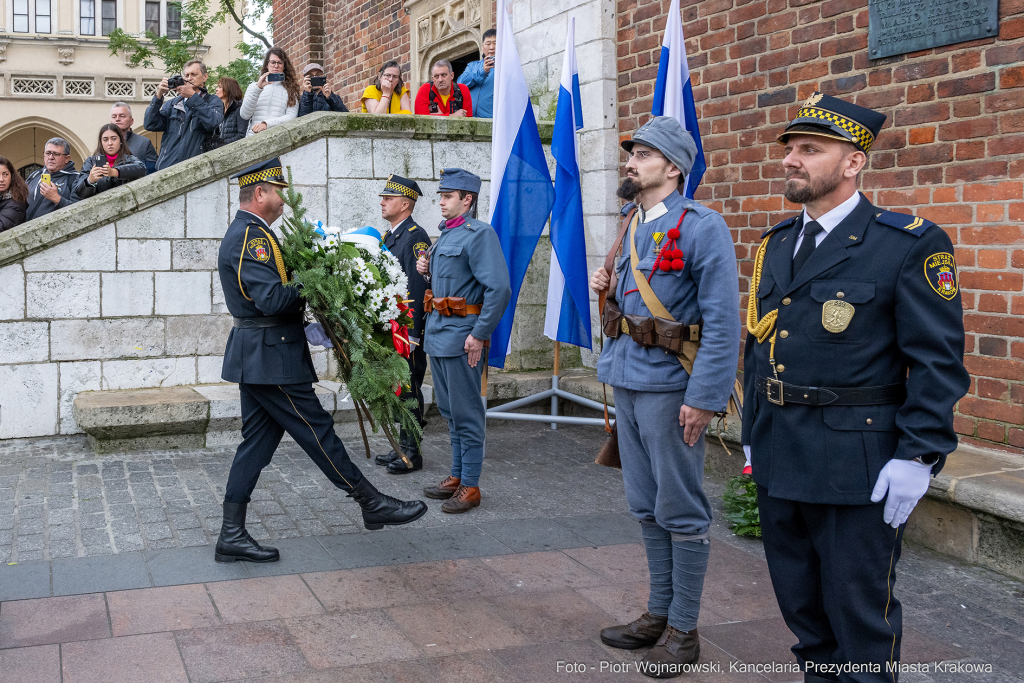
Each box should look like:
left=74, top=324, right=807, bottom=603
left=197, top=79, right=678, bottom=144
left=484, top=56, right=495, bottom=74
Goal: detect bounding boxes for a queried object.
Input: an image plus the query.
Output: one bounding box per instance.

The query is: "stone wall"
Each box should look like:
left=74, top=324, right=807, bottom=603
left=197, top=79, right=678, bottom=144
left=0, top=114, right=555, bottom=441
left=616, top=0, right=1024, bottom=454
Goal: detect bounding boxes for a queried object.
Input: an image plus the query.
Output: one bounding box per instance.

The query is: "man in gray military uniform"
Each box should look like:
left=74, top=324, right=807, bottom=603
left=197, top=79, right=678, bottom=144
left=415, top=168, right=511, bottom=514
left=589, top=117, right=740, bottom=677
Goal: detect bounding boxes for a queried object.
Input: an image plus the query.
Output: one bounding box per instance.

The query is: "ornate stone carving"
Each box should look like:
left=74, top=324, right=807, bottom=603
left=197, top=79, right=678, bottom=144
left=57, top=46, right=75, bottom=65
left=406, top=0, right=491, bottom=85
left=0, top=43, right=8, bottom=64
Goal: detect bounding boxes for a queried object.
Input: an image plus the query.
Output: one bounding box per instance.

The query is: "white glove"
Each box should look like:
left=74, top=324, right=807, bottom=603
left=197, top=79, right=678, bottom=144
left=304, top=322, right=333, bottom=348
left=742, top=444, right=752, bottom=474
left=870, top=458, right=933, bottom=528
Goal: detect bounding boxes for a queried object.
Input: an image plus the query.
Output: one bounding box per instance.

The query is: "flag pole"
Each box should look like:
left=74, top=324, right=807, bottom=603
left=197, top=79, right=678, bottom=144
left=551, top=341, right=560, bottom=430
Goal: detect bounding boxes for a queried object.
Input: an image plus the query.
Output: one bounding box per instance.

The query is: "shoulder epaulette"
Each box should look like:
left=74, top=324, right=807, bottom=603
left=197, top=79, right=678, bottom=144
left=873, top=211, right=935, bottom=236
left=620, top=202, right=636, bottom=218
left=761, top=215, right=799, bottom=239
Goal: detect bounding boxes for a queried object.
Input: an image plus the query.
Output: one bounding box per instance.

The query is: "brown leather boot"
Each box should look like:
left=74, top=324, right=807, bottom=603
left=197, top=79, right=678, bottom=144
left=600, top=612, right=667, bottom=650
left=423, top=476, right=460, bottom=500
left=440, top=485, right=480, bottom=513
left=639, top=626, right=700, bottom=678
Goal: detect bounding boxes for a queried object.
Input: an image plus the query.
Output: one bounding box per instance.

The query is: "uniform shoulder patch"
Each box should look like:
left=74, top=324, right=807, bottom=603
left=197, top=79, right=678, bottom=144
left=924, top=252, right=958, bottom=300
left=413, top=242, right=429, bottom=258
left=246, top=235, right=271, bottom=262
left=761, top=215, right=799, bottom=239
left=874, top=211, right=935, bottom=236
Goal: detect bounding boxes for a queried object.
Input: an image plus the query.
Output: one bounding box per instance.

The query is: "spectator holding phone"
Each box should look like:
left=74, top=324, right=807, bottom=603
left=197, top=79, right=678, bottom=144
left=299, top=63, right=349, bottom=116
left=0, top=155, right=29, bottom=232
left=414, top=59, right=472, bottom=117
left=145, top=60, right=223, bottom=171
left=74, top=125, right=146, bottom=199
left=209, top=77, right=248, bottom=148
left=457, top=29, right=496, bottom=119
left=241, top=47, right=300, bottom=136
left=360, top=61, right=412, bottom=114
left=25, top=138, right=81, bottom=221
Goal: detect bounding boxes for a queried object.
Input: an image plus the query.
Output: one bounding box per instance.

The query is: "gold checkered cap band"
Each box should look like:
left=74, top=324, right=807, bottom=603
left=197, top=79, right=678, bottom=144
left=238, top=167, right=286, bottom=187
left=796, top=107, right=875, bottom=152
left=382, top=180, right=419, bottom=199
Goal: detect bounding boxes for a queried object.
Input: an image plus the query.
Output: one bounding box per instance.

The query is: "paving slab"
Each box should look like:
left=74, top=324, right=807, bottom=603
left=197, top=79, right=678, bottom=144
left=145, top=546, right=249, bottom=587
left=0, top=561, right=51, bottom=601
left=60, top=632, right=189, bottom=683
left=51, top=552, right=152, bottom=596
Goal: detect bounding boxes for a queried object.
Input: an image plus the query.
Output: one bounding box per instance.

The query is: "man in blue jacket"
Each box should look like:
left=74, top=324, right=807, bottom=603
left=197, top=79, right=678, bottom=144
left=144, top=60, right=223, bottom=171
left=415, top=168, right=511, bottom=513
left=457, top=29, right=496, bottom=118
left=25, top=138, right=80, bottom=221
left=214, top=158, right=427, bottom=564
left=742, top=94, right=969, bottom=681
left=589, top=117, right=740, bottom=676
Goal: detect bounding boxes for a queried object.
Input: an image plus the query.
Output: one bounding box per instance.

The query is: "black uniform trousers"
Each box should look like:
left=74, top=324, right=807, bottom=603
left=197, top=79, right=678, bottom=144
left=758, top=486, right=905, bottom=683
left=224, top=382, right=365, bottom=503
left=401, top=343, right=428, bottom=426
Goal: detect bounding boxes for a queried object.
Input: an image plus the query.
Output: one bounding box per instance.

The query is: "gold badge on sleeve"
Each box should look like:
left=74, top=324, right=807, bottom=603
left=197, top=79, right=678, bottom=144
left=246, top=237, right=271, bottom=262
left=822, top=300, right=855, bottom=333
left=924, top=252, right=958, bottom=300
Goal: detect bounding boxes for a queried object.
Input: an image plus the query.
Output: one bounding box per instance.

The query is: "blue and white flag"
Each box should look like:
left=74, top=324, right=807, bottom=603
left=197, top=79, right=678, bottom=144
left=652, top=0, right=706, bottom=199
left=543, top=18, right=591, bottom=350
left=488, top=0, right=556, bottom=368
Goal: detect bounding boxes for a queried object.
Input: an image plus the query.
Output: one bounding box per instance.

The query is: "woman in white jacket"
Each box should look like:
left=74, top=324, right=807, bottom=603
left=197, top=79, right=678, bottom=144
left=241, top=47, right=301, bottom=136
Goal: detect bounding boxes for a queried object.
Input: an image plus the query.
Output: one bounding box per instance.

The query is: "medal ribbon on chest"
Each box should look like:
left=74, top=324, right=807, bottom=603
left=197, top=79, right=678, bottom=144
left=648, top=210, right=688, bottom=281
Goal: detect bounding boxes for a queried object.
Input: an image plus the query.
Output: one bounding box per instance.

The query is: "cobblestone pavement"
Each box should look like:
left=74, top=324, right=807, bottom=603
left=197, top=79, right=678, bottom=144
left=0, top=419, right=637, bottom=563
left=0, top=422, right=1022, bottom=681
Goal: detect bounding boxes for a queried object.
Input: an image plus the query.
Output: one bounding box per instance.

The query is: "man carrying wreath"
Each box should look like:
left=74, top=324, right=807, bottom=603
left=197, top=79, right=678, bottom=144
left=214, top=158, right=428, bottom=564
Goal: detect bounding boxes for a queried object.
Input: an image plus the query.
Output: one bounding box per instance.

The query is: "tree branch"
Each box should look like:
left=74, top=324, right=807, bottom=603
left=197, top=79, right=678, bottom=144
left=221, top=0, right=271, bottom=49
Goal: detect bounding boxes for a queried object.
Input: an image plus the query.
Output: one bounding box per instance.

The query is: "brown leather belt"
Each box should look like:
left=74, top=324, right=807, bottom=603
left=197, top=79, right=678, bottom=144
left=424, top=290, right=482, bottom=316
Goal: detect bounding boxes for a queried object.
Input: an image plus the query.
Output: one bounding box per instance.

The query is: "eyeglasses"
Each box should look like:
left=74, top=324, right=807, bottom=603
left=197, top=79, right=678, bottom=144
left=268, top=60, right=285, bottom=67
left=627, top=150, right=663, bottom=161
left=43, top=151, right=67, bottom=158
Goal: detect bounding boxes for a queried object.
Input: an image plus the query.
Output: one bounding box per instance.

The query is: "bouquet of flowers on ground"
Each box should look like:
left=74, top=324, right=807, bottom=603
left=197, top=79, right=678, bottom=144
left=276, top=170, right=420, bottom=462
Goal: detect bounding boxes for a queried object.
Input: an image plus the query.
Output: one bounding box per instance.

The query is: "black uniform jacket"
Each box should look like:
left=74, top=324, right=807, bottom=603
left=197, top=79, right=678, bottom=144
left=218, top=210, right=317, bottom=385
left=741, top=194, right=969, bottom=505
left=383, top=216, right=431, bottom=340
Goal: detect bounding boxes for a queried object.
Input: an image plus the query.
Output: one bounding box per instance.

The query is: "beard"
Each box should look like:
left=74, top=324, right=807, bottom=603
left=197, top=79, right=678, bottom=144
left=616, top=176, right=643, bottom=201
left=784, top=165, right=845, bottom=204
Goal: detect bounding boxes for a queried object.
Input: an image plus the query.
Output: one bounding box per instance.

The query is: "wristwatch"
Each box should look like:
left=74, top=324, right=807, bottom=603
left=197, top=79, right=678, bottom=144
left=913, top=453, right=940, bottom=466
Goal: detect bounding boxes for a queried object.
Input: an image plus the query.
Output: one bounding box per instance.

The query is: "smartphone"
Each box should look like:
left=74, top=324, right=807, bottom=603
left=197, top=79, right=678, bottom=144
left=97, top=155, right=107, bottom=165
left=41, top=173, right=51, bottom=184
left=268, top=73, right=285, bottom=82
left=310, top=76, right=327, bottom=87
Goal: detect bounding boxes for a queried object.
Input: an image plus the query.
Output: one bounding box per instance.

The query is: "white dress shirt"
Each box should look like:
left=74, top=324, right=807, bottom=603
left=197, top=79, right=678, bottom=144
left=791, top=191, right=861, bottom=256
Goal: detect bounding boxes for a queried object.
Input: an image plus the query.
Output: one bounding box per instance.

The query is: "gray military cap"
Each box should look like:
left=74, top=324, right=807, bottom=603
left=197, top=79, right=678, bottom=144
left=438, top=168, right=482, bottom=194
left=621, top=116, right=697, bottom=177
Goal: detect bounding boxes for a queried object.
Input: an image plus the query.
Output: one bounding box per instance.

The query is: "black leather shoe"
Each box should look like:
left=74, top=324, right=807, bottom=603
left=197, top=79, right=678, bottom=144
left=600, top=612, right=668, bottom=649
left=347, top=477, right=428, bottom=530
left=374, top=449, right=400, bottom=466
left=214, top=502, right=279, bottom=563
left=386, top=453, right=423, bottom=474
left=639, top=626, right=700, bottom=678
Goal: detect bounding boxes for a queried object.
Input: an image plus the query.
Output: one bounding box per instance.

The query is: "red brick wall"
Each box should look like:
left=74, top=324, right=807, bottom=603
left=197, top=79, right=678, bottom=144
left=618, top=0, right=1024, bottom=452
left=273, top=0, right=324, bottom=65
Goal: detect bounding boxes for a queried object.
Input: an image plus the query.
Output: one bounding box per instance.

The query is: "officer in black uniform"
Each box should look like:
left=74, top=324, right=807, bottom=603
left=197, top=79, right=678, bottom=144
left=741, top=95, right=970, bottom=680
left=214, top=158, right=427, bottom=564
left=374, top=175, right=432, bottom=474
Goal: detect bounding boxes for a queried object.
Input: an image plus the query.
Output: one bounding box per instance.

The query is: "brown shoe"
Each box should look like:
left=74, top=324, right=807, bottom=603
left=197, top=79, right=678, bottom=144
left=423, top=476, right=460, bottom=500
left=440, top=485, right=480, bottom=513
left=600, top=612, right=667, bottom=650
left=639, top=626, right=700, bottom=678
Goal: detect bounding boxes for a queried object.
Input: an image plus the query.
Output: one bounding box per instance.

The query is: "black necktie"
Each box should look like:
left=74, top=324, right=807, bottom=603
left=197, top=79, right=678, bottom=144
left=792, top=220, right=824, bottom=277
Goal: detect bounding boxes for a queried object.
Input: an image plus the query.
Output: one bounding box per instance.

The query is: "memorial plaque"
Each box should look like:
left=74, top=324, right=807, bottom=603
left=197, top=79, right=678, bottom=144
left=868, top=0, right=999, bottom=59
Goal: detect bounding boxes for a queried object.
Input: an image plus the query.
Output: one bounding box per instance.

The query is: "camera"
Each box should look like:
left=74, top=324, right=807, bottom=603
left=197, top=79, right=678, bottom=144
left=268, top=73, right=285, bottom=82
left=310, top=76, right=327, bottom=87
left=167, top=74, right=186, bottom=89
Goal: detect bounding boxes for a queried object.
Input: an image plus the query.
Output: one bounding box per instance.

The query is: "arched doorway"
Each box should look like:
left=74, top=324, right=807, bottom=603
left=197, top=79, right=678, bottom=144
left=0, top=118, right=90, bottom=174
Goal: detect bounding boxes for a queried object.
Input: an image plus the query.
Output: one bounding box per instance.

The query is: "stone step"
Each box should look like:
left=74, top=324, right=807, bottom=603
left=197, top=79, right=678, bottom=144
left=74, top=381, right=434, bottom=453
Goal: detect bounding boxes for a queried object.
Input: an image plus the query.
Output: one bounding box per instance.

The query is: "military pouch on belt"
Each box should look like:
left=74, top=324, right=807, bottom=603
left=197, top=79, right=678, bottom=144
left=603, top=300, right=624, bottom=338
left=625, top=315, right=656, bottom=347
